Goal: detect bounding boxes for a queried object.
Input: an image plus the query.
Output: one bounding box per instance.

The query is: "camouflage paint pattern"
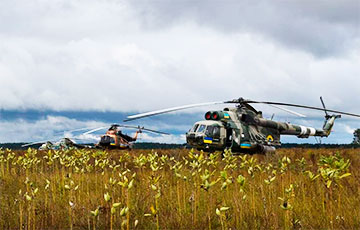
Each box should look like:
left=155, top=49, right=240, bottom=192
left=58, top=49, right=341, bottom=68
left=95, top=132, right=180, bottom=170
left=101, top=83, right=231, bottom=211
left=186, top=105, right=340, bottom=153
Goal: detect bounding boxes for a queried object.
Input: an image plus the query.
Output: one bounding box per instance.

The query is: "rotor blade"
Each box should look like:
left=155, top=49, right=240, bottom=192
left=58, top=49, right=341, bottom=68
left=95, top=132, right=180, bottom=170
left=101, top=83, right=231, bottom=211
left=245, top=100, right=360, bottom=118
left=117, top=124, right=170, bottom=135
left=124, top=101, right=226, bottom=121
left=54, top=126, right=101, bottom=135
left=81, top=124, right=170, bottom=135
left=140, top=128, right=170, bottom=135
left=320, top=96, right=329, bottom=117
left=268, top=105, right=307, bottom=118
left=22, top=139, right=55, bottom=147
left=82, top=126, right=108, bottom=135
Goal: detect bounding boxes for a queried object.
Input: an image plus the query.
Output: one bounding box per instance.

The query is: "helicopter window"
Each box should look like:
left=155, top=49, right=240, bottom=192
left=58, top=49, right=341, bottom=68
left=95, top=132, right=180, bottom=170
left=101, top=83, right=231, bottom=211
left=197, top=125, right=206, bottom=133
left=213, top=126, right=220, bottom=138
left=205, top=126, right=220, bottom=138
left=191, top=124, right=199, bottom=132
left=205, top=126, right=214, bottom=135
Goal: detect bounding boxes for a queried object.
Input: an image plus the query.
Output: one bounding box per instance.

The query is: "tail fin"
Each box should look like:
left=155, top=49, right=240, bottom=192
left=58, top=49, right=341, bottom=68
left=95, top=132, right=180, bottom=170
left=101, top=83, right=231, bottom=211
left=322, top=114, right=341, bottom=136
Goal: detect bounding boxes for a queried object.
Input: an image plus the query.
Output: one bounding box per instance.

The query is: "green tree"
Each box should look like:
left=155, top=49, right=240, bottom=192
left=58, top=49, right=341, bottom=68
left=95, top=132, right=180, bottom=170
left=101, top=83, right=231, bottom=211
left=352, top=129, right=360, bottom=144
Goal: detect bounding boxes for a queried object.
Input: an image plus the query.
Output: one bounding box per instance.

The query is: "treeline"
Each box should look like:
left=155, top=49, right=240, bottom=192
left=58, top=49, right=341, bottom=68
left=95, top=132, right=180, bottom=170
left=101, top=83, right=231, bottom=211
left=133, top=142, right=186, bottom=149
left=1, top=142, right=360, bottom=150
left=0, top=142, right=186, bottom=150
left=281, top=143, right=360, bottom=149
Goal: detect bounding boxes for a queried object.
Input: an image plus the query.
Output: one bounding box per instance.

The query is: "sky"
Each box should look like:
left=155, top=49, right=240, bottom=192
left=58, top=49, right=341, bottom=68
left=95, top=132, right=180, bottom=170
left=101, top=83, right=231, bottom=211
left=0, top=0, right=359, bottom=144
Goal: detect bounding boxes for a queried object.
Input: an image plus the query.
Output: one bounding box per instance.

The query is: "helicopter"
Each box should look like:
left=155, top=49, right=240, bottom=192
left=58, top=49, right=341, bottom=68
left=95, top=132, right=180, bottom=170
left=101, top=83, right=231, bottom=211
left=21, top=137, right=93, bottom=150
left=86, top=124, right=170, bottom=149
left=124, top=97, right=360, bottom=153
left=22, top=124, right=169, bottom=150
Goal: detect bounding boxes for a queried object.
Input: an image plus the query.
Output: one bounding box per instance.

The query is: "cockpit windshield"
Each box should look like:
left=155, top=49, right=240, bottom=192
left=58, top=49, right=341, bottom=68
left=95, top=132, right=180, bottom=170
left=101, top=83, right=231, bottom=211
left=190, top=124, right=199, bottom=132
left=197, top=124, right=206, bottom=133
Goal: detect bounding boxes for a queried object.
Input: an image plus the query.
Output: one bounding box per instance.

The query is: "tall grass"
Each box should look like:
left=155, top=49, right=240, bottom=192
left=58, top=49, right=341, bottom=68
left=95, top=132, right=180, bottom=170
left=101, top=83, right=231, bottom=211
left=0, top=147, right=359, bottom=229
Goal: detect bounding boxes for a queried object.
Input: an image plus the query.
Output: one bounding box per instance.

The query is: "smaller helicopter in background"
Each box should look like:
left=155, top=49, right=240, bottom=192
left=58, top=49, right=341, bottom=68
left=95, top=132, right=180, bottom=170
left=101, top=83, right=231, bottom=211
left=87, top=124, right=169, bottom=149
left=22, top=124, right=169, bottom=150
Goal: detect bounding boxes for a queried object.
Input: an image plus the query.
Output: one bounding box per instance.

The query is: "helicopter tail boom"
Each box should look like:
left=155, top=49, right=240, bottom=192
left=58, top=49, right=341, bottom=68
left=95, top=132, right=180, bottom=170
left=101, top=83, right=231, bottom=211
left=257, top=114, right=341, bottom=138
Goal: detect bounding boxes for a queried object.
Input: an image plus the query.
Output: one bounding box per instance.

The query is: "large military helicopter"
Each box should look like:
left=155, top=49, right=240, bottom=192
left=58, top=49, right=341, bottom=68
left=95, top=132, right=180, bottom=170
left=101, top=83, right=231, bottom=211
left=124, top=97, right=360, bottom=153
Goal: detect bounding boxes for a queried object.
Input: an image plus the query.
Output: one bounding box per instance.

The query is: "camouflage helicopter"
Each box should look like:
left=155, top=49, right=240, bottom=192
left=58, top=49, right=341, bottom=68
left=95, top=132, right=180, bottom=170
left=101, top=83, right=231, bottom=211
left=124, top=97, right=360, bottom=153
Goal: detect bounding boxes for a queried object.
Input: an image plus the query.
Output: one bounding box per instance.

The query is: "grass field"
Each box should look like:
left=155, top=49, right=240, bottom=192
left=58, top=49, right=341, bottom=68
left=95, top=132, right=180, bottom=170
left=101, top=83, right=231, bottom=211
left=0, top=147, right=359, bottom=229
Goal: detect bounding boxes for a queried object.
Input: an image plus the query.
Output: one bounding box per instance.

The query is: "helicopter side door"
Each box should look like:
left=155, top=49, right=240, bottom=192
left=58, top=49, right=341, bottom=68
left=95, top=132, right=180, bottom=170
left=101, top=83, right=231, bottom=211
left=226, top=128, right=233, bottom=147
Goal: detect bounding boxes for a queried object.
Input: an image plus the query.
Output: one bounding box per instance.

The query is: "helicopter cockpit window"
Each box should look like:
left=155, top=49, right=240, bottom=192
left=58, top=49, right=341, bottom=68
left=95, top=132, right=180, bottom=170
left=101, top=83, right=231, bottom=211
left=190, top=124, right=199, bottom=132
left=197, top=125, right=206, bottom=133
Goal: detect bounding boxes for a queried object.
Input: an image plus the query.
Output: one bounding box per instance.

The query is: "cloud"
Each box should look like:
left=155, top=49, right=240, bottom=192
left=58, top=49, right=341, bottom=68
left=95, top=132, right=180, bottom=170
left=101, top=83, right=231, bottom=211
left=0, top=0, right=359, bottom=113
left=1, top=25, right=359, bottom=112
left=343, top=124, right=355, bottom=135
left=0, top=115, right=105, bottom=142
left=136, top=133, right=186, bottom=144
left=0, top=115, right=186, bottom=143
left=130, top=0, right=360, bottom=57
left=0, top=0, right=359, bottom=144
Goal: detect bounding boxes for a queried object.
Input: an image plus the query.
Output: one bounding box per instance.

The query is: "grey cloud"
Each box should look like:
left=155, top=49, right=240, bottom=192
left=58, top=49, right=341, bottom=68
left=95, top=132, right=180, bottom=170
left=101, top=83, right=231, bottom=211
left=0, top=0, right=359, bottom=115
left=0, top=0, right=136, bottom=42
left=130, top=0, right=360, bottom=56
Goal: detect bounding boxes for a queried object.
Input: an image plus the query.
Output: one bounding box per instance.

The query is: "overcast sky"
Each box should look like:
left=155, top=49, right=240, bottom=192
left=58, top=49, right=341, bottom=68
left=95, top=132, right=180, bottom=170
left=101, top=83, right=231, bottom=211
left=0, top=0, right=359, bottom=144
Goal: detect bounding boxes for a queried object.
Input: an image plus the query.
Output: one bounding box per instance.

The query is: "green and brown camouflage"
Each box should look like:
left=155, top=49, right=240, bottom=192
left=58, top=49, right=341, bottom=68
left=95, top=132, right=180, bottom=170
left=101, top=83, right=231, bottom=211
left=186, top=105, right=341, bottom=153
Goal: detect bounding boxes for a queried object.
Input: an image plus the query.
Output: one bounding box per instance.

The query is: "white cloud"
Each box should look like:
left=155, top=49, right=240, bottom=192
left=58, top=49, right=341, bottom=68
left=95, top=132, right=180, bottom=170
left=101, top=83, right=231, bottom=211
left=0, top=116, right=106, bottom=142
left=0, top=0, right=359, bottom=113
left=339, top=123, right=356, bottom=135
left=0, top=0, right=359, bottom=144
left=136, top=133, right=186, bottom=144
left=0, top=115, right=185, bottom=143
left=1, top=26, right=359, bottom=112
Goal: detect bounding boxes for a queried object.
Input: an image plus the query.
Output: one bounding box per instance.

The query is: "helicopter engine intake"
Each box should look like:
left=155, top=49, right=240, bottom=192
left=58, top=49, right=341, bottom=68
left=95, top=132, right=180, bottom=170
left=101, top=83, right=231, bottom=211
left=205, top=111, right=231, bottom=121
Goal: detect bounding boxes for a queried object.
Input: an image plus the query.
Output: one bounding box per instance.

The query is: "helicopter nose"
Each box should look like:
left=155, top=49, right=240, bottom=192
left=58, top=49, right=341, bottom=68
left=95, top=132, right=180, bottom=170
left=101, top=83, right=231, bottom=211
left=186, top=133, right=204, bottom=146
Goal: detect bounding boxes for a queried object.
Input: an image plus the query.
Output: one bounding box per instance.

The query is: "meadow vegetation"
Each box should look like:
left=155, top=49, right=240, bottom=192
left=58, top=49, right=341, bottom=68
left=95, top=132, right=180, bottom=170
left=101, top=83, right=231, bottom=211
left=0, top=148, right=359, bottom=229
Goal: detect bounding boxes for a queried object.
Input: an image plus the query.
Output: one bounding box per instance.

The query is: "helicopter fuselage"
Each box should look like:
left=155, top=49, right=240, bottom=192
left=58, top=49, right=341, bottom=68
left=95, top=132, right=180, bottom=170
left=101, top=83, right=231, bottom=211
left=186, top=106, right=338, bottom=153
